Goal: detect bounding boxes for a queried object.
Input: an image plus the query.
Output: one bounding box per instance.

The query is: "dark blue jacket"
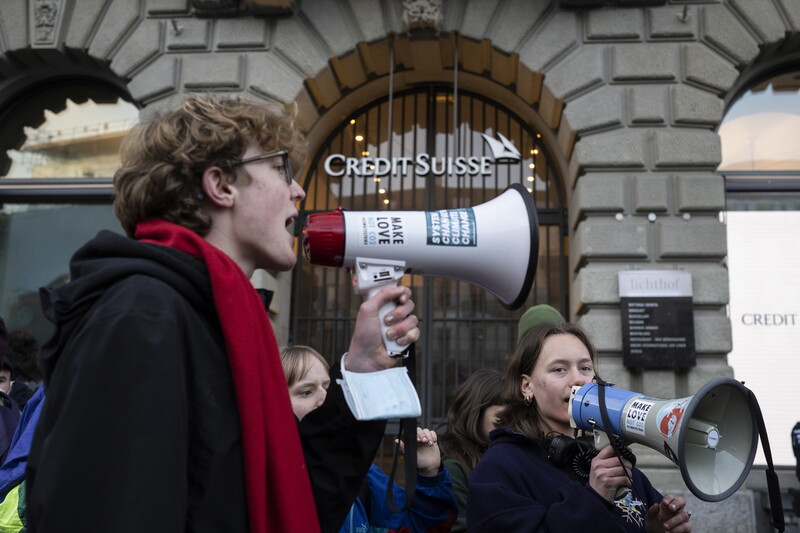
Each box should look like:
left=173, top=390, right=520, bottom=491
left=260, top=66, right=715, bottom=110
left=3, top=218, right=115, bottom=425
left=468, top=427, right=663, bottom=532
left=338, top=463, right=457, bottom=533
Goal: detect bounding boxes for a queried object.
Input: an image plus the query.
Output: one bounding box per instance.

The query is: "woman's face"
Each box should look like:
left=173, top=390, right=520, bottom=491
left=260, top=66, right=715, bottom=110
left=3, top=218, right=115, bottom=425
left=521, top=333, right=594, bottom=435
left=480, top=404, right=503, bottom=442
left=288, top=357, right=330, bottom=421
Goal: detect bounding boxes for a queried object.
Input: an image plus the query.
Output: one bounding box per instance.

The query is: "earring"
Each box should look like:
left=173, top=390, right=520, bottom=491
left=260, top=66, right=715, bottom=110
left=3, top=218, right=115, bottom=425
left=523, top=395, right=532, bottom=406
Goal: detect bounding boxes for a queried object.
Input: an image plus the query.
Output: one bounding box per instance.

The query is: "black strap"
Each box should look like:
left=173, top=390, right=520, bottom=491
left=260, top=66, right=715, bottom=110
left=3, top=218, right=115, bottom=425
left=746, top=388, right=785, bottom=532
left=386, top=343, right=417, bottom=513
left=594, top=377, right=635, bottom=492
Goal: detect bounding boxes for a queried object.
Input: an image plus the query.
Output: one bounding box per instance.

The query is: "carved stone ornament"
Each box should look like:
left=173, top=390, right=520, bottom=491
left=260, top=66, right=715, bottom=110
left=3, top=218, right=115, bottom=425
left=34, top=0, right=59, bottom=44
left=401, top=0, right=442, bottom=32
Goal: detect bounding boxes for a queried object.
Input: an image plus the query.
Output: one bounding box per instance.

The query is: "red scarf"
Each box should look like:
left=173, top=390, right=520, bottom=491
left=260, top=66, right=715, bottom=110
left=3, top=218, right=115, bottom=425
left=136, top=219, right=320, bottom=533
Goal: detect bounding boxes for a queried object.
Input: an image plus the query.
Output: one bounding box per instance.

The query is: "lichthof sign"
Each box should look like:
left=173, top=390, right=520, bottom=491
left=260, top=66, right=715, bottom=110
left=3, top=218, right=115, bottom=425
left=618, top=270, right=695, bottom=369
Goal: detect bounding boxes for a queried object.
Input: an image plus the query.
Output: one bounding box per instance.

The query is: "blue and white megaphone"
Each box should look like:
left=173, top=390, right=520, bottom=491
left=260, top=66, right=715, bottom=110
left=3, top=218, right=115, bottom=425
left=569, top=378, right=759, bottom=502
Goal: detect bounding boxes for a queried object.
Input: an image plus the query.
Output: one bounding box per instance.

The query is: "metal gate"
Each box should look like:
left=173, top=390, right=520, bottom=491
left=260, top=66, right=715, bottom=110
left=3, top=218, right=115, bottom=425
left=292, top=86, right=567, bottom=429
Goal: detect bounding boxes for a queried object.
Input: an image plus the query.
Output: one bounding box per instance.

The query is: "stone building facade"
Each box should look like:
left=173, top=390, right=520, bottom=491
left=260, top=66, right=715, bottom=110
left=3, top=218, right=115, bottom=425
left=0, top=0, right=798, bottom=530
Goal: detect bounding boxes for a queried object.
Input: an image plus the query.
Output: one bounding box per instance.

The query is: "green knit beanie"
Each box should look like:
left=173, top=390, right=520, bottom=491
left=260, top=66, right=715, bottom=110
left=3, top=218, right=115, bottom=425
left=516, top=304, right=566, bottom=344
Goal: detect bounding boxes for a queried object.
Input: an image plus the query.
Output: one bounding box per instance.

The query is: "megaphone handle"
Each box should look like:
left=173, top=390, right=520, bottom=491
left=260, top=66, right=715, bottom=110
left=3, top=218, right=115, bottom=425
left=364, top=285, right=408, bottom=357
left=592, top=431, right=629, bottom=501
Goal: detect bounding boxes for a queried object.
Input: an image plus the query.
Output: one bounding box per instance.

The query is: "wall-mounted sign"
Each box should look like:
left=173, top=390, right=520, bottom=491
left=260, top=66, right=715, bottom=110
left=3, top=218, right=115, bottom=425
left=323, top=132, right=521, bottom=178
left=619, top=270, right=695, bottom=369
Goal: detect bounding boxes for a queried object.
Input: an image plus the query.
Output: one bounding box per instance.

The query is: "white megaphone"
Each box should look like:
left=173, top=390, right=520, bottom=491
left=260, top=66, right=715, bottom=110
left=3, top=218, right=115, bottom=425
left=569, top=378, right=759, bottom=502
left=302, top=183, right=539, bottom=356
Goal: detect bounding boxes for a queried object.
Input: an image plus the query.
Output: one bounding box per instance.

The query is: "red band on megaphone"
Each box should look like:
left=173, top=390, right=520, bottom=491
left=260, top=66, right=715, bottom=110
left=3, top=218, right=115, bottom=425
left=303, top=210, right=346, bottom=267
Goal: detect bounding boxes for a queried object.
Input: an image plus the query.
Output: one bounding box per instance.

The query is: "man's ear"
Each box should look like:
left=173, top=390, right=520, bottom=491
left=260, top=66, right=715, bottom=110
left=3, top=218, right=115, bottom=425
left=201, top=166, right=235, bottom=207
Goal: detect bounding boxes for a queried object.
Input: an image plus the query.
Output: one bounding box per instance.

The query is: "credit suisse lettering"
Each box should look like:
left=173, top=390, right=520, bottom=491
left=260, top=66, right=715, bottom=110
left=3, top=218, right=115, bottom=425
left=740, top=313, right=798, bottom=326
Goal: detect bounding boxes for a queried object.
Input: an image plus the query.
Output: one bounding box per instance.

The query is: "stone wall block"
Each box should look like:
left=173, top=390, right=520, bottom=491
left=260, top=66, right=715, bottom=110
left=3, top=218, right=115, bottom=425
left=292, top=87, right=319, bottom=133
left=545, top=45, right=605, bottom=101
left=572, top=264, right=626, bottom=313
left=515, top=65, right=543, bottom=105
left=165, top=18, right=210, bottom=51
left=304, top=64, right=342, bottom=109
left=576, top=309, right=623, bottom=352
left=215, top=18, right=269, bottom=50
left=489, top=0, right=548, bottom=51
left=652, top=129, right=721, bottom=168
left=687, top=360, right=734, bottom=393
left=128, top=55, right=180, bottom=104
left=491, top=49, right=517, bottom=87
left=460, top=0, right=501, bottom=40
left=610, top=43, right=678, bottom=82
left=563, top=86, right=623, bottom=134
left=681, top=43, right=739, bottom=95
left=671, top=85, right=724, bottom=127
left=111, top=20, right=163, bottom=78
left=274, top=17, right=330, bottom=76
left=729, top=0, right=787, bottom=43
left=642, top=370, right=677, bottom=399
left=674, top=173, right=725, bottom=212
left=569, top=173, right=626, bottom=229
left=460, top=37, right=491, bottom=75
left=655, top=218, right=726, bottom=259
left=0, top=0, right=27, bottom=53
left=586, top=8, right=644, bottom=40
left=631, top=173, right=669, bottom=214
left=700, top=5, right=760, bottom=66
left=330, top=50, right=367, bottom=90
left=592, top=358, right=633, bottom=392
left=182, top=53, right=243, bottom=90
left=571, top=219, right=649, bottom=272
left=346, top=0, right=387, bottom=43
left=648, top=5, right=698, bottom=39
left=780, top=0, right=800, bottom=30
left=88, top=0, right=141, bottom=59
left=518, top=11, right=579, bottom=72
left=628, top=86, right=667, bottom=125
left=573, top=130, right=647, bottom=172
left=146, top=0, right=189, bottom=15
left=302, top=0, right=358, bottom=58
left=247, top=52, right=305, bottom=103
left=357, top=40, right=390, bottom=77
left=63, top=0, right=107, bottom=50
left=694, top=312, right=732, bottom=354
left=679, top=263, right=729, bottom=306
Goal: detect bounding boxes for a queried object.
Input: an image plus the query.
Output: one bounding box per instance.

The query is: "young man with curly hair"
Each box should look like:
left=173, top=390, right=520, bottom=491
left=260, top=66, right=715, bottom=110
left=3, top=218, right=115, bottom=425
left=25, top=95, right=420, bottom=533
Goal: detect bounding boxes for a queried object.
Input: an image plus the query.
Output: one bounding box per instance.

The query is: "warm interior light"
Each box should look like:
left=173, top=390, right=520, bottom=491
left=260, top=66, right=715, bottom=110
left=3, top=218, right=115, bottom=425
left=355, top=135, right=364, bottom=141
left=350, top=119, right=356, bottom=125
left=383, top=198, right=390, bottom=205
left=378, top=188, right=386, bottom=194
left=528, top=163, right=535, bottom=169
left=527, top=176, right=534, bottom=182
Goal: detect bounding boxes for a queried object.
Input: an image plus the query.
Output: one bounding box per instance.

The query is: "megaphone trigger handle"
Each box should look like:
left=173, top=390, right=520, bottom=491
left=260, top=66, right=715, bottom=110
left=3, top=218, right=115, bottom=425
left=352, top=258, right=409, bottom=357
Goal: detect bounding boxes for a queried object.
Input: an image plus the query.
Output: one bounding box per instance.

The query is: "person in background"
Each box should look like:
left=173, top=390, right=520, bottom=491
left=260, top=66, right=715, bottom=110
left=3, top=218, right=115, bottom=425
left=0, top=321, right=19, bottom=466
left=280, top=345, right=457, bottom=533
left=516, top=303, right=566, bottom=346
left=436, top=368, right=504, bottom=533
left=6, top=330, right=40, bottom=410
left=468, top=322, right=692, bottom=532
left=26, top=95, right=421, bottom=533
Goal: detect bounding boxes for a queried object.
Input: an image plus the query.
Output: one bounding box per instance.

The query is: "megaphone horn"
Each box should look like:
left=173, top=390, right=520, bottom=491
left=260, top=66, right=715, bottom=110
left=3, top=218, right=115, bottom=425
left=303, top=183, right=539, bottom=355
left=569, top=378, right=759, bottom=502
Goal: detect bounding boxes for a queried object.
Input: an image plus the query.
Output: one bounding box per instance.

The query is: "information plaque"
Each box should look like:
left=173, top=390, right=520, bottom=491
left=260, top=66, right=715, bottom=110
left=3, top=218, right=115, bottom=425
left=619, top=270, right=695, bottom=369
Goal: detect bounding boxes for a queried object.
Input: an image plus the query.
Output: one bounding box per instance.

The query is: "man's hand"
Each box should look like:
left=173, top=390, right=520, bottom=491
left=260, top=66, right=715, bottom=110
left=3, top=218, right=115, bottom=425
left=645, top=494, right=692, bottom=532
left=345, top=285, right=420, bottom=373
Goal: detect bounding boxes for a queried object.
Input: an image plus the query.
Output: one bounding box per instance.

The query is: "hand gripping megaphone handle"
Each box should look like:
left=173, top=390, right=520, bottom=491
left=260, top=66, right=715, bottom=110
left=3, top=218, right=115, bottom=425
left=353, top=257, right=409, bottom=357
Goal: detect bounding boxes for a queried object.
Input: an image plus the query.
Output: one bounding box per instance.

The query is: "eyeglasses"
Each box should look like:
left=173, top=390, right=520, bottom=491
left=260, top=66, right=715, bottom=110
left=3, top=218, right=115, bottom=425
left=233, top=149, right=293, bottom=185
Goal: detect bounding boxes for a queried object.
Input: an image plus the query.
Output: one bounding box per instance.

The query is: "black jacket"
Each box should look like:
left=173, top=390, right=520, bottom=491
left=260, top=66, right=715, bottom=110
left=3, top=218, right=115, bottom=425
left=26, top=230, right=385, bottom=533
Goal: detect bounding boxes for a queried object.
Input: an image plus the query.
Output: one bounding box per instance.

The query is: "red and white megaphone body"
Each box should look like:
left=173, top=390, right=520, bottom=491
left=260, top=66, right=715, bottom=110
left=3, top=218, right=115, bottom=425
left=569, top=378, right=759, bottom=502
left=302, top=183, right=539, bottom=355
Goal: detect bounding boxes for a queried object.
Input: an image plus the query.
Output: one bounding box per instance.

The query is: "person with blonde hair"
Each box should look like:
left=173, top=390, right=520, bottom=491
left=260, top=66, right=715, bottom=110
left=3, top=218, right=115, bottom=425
left=26, top=95, right=421, bottom=533
left=468, top=323, right=692, bottom=533
left=279, top=345, right=456, bottom=533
